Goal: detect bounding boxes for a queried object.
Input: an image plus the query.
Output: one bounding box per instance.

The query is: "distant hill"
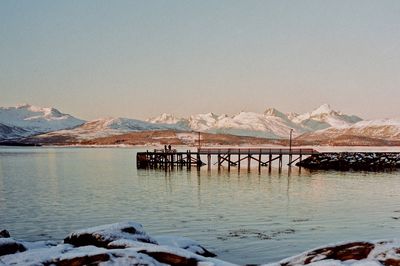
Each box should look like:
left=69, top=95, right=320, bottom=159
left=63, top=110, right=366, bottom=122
left=2, top=103, right=400, bottom=146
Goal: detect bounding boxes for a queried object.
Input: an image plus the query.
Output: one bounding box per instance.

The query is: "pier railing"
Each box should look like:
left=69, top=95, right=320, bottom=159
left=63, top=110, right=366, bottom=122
left=197, top=148, right=318, bottom=155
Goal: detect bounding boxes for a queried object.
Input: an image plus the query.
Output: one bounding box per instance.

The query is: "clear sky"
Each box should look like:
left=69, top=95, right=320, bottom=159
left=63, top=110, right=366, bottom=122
left=1, top=0, right=400, bottom=120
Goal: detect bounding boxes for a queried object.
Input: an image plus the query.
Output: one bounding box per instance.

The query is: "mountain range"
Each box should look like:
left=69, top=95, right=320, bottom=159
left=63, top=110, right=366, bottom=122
left=0, top=103, right=399, bottom=146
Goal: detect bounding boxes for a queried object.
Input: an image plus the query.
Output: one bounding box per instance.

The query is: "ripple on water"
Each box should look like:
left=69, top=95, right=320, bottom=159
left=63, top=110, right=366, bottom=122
left=1, top=147, right=400, bottom=264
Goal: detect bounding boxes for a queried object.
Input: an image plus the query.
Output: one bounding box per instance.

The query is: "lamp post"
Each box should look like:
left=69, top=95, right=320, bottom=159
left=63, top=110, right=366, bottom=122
left=289, top=129, right=293, bottom=151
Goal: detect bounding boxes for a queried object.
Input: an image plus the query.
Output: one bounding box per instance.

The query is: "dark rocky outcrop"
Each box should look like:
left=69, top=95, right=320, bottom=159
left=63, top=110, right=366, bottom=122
left=63, top=222, right=158, bottom=248
left=302, top=241, right=374, bottom=263
left=297, top=152, right=400, bottom=171
left=3, top=222, right=400, bottom=265
left=45, top=253, right=110, bottom=266
left=0, top=222, right=223, bottom=266
left=139, top=251, right=199, bottom=266
left=277, top=240, right=400, bottom=265
left=0, top=230, right=10, bottom=238
left=0, top=238, right=26, bottom=256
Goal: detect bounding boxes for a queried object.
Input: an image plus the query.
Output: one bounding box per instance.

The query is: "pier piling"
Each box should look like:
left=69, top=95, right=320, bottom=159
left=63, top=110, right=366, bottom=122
left=136, top=148, right=319, bottom=171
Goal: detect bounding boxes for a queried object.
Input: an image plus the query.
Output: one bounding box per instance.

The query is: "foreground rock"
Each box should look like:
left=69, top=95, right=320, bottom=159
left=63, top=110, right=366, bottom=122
left=297, top=152, right=400, bottom=171
left=63, top=221, right=158, bottom=247
left=0, top=222, right=229, bottom=266
left=267, top=240, right=400, bottom=266
left=2, top=222, right=400, bottom=265
left=0, top=238, right=26, bottom=256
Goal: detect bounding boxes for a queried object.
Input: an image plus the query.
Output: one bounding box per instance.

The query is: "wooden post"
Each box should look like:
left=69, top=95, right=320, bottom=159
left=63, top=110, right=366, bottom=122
left=164, top=153, right=168, bottom=171
left=299, top=149, right=303, bottom=165
left=228, top=149, right=231, bottom=171
left=268, top=153, right=272, bottom=172
left=248, top=149, right=251, bottom=170
left=188, top=150, right=192, bottom=169
left=197, top=153, right=201, bottom=169
left=218, top=152, right=221, bottom=171
left=186, top=150, right=192, bottom=169
left=237, top=150, right=241, bottom=171
left=207, top=154, right=211, bottom=170
left=279, top=154, right=282, bottom=169
left=258, top=149, right=262, bottom=171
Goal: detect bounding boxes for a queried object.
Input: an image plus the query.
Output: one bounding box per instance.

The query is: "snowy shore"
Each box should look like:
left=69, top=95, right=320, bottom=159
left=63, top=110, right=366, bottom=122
left=1, top=222, right=400, bottom=265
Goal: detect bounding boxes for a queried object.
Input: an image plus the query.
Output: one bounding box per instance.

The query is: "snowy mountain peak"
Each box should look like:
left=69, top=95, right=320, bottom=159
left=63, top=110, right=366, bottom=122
left=286, top=112, right=299, bottom=121
left=264, top=108, right=288, bottom=120
left=1, top=103, right=366, bottom=141
left=264, top=108, right=279, bottom=116
left=310, top=104, right=336, bottom=116
left=147, top=113, right=183, bottom=124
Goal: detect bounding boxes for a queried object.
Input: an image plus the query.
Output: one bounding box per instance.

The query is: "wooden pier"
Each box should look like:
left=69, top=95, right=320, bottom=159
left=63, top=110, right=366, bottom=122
left=136, top=148, right=319, bottom=171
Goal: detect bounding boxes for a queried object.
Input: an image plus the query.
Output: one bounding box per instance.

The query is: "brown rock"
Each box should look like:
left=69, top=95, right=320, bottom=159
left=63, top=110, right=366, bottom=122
left=63, top=222, right=157, bottom=248
left=303, top=242, right=374, bottom=264
left=384, top=258, right=400, bottom=266
left=139, top=251, right=199, bottom=266
left=48, top=253, right=110, bottom=266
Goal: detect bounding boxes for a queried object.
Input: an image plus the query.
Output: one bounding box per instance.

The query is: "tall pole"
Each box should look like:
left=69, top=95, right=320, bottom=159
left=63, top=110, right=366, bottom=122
left=289, top=129, right=293, bottom=151
left=198, top=131, right=201, bottom=150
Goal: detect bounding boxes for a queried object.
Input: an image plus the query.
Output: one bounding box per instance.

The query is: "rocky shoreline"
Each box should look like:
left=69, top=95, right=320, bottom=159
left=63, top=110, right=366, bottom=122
left=0, top=222, right=227, bottom=266
left=297, top=152, right=400, bottom=171
left=2, top=222, right=400, bottom=265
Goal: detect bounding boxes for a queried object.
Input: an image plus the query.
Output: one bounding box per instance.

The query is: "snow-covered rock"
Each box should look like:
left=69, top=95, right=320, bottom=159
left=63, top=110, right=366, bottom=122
left=64, top=221, right=157, bottom=247
left=0, top=222, right=233, bottom=266
left=3, top=222, right=400, bottom=265
left=266, top=240, right=400, bottom=266
left=297, top=152, right=400, bottom=170
left=0, top=238, right=26, bottom=256
left=154, top=236, right=216, bottom=257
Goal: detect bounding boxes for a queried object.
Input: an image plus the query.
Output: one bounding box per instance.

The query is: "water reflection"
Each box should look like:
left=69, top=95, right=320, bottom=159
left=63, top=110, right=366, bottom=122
left=1, top=147, right=400, bottom=264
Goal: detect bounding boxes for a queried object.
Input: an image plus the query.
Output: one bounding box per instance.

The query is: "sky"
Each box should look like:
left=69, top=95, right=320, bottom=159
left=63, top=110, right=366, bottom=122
left=1, top=0, right=400, bottom=120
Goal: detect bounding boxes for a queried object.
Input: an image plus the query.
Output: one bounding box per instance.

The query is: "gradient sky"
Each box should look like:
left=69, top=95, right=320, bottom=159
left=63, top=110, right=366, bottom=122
left=1, top=0, right=400, bottom=120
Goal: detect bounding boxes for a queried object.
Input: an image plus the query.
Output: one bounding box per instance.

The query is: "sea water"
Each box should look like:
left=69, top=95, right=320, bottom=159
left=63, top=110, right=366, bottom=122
left=1, top=147, right=400, bottom=264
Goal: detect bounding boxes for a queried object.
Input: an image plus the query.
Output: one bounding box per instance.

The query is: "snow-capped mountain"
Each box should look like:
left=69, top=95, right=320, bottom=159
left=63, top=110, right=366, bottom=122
left=0, top=123, right=29, bottom=140
left=1, top=103, right=374, bottom=144
left=297, top=118, right=400, bottom=144
left=147, top=113, right=190, bottom=130
left=209, top=111, right=300, bottom=138
left=147, top=104, right=362, bottom=139
left=291, top=104, right=362, bottom=131
left=36, top=117, right=181, bottom=140
left=0, top=104, right=85, bottom=139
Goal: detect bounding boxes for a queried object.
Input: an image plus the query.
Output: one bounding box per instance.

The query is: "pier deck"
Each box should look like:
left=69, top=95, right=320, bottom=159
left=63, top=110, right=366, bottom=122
left=136, top=147, right=319, bottom=171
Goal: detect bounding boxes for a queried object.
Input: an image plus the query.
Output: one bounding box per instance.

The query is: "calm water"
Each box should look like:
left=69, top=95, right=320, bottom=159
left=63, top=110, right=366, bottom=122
left=1, top=147, right=400, bottom=264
